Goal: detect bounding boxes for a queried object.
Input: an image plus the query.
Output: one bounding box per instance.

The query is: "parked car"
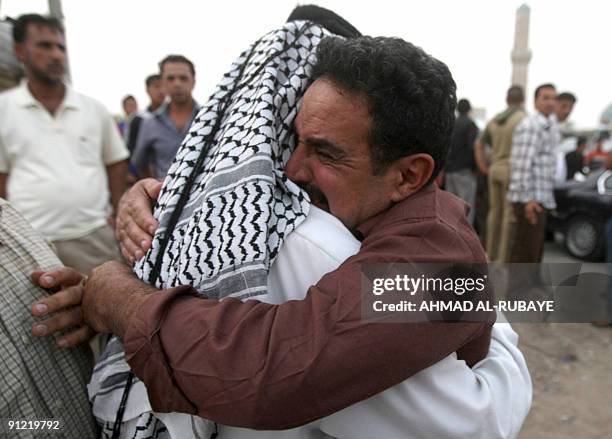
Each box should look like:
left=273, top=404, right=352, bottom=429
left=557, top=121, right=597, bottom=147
left=548, top=169, right=612, bottom=260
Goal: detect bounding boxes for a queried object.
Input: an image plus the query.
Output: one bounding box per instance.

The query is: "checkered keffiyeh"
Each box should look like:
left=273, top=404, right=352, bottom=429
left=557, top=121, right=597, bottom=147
left=89, top=21, right=332, bottom=438
left=0, top=199, right=96, bottom=438
left=507, top=112, right=560, bottom=209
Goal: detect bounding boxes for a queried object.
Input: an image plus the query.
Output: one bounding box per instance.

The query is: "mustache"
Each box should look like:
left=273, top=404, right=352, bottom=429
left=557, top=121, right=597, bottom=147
left=298, top=182, right=329, bottom=209
left=48, top=61, right=64, bottom=70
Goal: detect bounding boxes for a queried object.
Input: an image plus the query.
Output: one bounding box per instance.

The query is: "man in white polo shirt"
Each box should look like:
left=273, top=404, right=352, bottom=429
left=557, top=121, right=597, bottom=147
left=0, top=14, right=128, bottom=274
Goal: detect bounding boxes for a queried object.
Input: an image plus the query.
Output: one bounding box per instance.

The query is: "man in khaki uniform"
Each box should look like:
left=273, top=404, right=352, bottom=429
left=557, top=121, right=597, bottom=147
left=474, top=85, right=526, bottom=262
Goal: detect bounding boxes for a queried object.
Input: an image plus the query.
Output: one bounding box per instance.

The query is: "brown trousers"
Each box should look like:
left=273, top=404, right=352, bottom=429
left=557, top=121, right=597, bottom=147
left=508, top=203, right=548, bottom=263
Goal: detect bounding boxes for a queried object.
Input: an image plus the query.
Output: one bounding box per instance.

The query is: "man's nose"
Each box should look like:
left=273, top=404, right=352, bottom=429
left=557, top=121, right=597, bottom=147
left=285, top=143, right=311, bottom=182
left=50, top=45, right=66, bottom=61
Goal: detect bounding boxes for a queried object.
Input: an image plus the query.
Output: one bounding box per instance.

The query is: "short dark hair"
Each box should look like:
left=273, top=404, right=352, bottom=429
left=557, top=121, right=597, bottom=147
left=506, top=85, right=524, bottom=105
left=145, top=74, right=161, bottom=87
left=576, top=136, right=587, bottom=147
left=457, top=99, right=471, bottom=115
left=12, top=14, right=64, bottom=44
left=311, top=36, right=456, bottom=182
left=122, top=95, right=136, bottom=106
left=534, top=83, right=555, bottom=100
left=159, top=54, right=195, bottom=77
left=556, top=92, right=576, bottom=103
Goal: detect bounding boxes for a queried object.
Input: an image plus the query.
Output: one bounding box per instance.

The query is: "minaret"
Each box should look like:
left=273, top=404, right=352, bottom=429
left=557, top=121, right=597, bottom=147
left=511, top=4, right=532, bottom=90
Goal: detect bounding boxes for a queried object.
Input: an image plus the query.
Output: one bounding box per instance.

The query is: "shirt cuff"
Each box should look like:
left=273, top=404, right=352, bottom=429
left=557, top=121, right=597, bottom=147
left=123, top=284, right=200, bottom=414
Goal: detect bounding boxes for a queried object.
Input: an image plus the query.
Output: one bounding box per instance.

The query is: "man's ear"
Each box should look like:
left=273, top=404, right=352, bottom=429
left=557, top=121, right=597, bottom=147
left=13, top=43, right=25, bottom=63
left=388, top=153, right=435, bottom=202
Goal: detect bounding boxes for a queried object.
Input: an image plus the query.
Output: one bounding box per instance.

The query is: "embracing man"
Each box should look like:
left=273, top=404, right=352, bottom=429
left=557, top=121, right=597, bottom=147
left=32, top=7, right=531, bottom=439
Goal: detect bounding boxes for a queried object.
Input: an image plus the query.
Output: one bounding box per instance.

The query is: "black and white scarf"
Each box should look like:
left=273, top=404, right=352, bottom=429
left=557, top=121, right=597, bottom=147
left=89, top=20, right=333, bottom=437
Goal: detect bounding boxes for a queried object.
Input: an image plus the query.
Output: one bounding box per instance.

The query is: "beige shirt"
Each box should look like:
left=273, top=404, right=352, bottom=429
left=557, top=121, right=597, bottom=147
left=0, top=82, right=128, bottom=240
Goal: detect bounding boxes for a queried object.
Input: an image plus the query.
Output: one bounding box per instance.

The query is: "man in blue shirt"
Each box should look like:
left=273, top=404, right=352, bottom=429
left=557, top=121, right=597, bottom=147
left=131, top=55, right=200, bottom=179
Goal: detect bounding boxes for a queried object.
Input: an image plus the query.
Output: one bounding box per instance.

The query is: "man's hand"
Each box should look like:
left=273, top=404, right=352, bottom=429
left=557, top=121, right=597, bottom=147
left=82, top=261, right=153, bottom=337
left=524, top=200, right=543, bottom=225
left=115, top=178, right=161, bottom=264
left=474, top=139, right=489, bottom=175
left=30, top=267, right=95, bottom=348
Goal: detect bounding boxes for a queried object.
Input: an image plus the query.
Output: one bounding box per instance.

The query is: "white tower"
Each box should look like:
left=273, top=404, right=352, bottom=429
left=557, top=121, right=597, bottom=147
left=511, top=4, right=532, bottom=90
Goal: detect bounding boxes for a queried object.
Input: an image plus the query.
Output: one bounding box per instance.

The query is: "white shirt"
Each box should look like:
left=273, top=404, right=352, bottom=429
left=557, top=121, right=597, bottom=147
left=0, top=82, right=128, bottom=240
left=183, top=206, right=530, bottom=439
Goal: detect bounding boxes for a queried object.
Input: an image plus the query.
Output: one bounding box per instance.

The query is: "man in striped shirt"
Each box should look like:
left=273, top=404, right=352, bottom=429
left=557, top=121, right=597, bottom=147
left=507, top=83, right=559, bottom=263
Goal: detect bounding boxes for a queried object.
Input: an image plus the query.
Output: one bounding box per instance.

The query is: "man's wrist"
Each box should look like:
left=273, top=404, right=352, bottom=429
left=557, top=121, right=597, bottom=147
left=105, top=266, right=157, bottom=338
left=113, top=290, right=150, bottom=338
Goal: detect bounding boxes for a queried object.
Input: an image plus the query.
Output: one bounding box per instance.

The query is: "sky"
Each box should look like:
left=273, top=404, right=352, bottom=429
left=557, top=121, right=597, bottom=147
left=1, top=0, right=610, bottom=129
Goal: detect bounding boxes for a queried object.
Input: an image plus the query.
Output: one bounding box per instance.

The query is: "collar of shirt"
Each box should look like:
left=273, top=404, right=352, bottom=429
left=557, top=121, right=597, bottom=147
left=14, top=80, right=79, bottom=112
left=534, top=111, right=553, bottom=130
left=355, top=184, right=437, bottom=239
left=152, top=102, right=170, bottom=118
left=153, top=101, right=201, bottom=117
left=550, top=113, right=559, bottom=124
left=153, top=101, right=201, bottom=134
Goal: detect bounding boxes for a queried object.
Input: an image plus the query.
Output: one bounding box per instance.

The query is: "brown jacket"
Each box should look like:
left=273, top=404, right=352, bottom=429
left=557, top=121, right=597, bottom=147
left=124, top=185, right=494, bottom=429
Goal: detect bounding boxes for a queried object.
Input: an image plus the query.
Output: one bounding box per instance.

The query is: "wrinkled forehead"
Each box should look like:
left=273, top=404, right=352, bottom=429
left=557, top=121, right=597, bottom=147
left=295, top=79, right=370, bottom=133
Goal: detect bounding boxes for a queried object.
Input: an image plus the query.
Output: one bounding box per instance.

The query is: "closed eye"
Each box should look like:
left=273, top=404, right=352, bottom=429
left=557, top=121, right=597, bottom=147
left=314, top=148, right=336, bottom=161
left=307, top=139, right=346, bottom=162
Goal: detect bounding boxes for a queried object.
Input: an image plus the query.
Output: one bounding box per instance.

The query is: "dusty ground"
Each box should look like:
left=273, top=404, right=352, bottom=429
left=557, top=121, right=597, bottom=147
left=513, top=323, right=612, bottom=439
left=516, top=323, right=612, bottom=438
left=517, top=241, right=611, bottom=438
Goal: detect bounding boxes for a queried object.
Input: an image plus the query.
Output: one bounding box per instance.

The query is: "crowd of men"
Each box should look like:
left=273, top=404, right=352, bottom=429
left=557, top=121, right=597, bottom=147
left=0, top=6, right=609, bottom=439
left=446, top=85, right=610, bottom=266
